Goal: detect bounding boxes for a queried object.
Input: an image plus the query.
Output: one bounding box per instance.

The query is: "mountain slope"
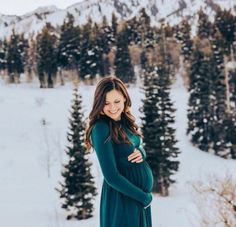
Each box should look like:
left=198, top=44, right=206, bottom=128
left=0, top=0, right=234, bottom=38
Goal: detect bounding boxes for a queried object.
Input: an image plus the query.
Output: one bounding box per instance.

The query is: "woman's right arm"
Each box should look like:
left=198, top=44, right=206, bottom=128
left=91, top=121, right=152, bottom=207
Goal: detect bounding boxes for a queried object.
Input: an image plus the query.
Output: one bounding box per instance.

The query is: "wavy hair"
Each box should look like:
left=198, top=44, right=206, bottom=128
left=85, top=76, right=141, bottom=150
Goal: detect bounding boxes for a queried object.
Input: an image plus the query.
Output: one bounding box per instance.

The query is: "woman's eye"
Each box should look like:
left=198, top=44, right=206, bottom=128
left=115, top=101, right=120, bottom=103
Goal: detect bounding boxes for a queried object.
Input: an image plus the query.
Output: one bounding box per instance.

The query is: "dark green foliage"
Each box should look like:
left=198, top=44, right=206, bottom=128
left=0, top=39, right=7, bottom=71
left=58, top=13, right=81, bottom=71
left=214, top=8, right=236, bottom=56
left=6, top=29, right=25, bottom=83
left=36, top=23, right=58, bottom=88
left=114, top=26, right=135, bottom=84
left=187, top=28, right=233, bottom=158
left=197, top=9, right=213, bottom=39
left=187, top=51, right=212, bottom=151
left=79, top=18, right=97, bottom=80
left=57, top=86, right=97, bottom=220
left=140, top=28, right=180, bottom=196
left=177, top=19, right=193, bottom=62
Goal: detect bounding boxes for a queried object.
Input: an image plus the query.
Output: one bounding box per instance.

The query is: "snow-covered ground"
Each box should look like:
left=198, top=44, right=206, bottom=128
left=0, top=73, right=235, bottom=227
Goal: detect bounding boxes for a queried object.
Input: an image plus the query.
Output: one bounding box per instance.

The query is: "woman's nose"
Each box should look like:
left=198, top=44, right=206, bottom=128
left=109, top=104, right=116, bottom=110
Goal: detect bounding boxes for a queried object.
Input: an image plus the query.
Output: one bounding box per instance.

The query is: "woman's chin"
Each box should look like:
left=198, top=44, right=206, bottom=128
left=109, top=114, right=121, bottom=121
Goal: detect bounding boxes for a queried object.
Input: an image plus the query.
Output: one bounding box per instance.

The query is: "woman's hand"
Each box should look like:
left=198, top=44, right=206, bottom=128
left=127, top=148, right=143, bottom=163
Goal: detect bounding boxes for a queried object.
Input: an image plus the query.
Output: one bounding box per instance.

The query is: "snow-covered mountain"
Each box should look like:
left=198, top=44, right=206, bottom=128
left=0, top=0, right=234, bottom=38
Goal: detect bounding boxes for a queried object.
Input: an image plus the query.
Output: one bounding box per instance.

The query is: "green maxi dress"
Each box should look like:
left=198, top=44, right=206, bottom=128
left=91, top=118, right=154, bottom=227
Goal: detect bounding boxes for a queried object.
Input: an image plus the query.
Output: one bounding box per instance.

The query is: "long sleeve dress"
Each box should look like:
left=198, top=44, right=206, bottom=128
left=91, top=118, right=154, bottom=227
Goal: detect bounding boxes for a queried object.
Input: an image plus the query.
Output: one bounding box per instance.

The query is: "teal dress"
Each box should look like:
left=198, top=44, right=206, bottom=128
left=91, top=118, right=154, bottom=227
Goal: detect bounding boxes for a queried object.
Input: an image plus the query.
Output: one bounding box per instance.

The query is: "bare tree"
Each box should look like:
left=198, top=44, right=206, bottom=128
left=191, top=173, right=236, bottom=227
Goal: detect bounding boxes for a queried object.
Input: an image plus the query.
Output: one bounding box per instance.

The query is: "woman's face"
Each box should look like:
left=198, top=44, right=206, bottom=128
left=103, top=89, right=126, bottom=121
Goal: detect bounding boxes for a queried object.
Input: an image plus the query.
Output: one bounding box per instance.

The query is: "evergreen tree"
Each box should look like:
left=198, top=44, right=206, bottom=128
left=228, top=69, right=236, bottom=107
left=114, top=26, right=135, bottom=84
left=140, top=27, right=179, bottom=195
left=58, top=13, right=81, bottom=72
left=137, top=8, right=153, bottom=47
left=79, top=18, right=96, bottom=80
left=178, top=19, right=193, bottom=62
left=6, top=29, right=24, bottom=83
left=197, top=9, right=213, bottom=39
left=187, top=30, right=232, bottom=158
left=57, top=85, right=97, bottom=220
left=214, top=8, right=236, bottom=56
left=209, top=29, right=230, bottom=157
left=99, top=16, right=113, bottom=54
left=111, top=12, right=118, bottom=44
left=36, top=23, right=58, bottom=88
left=0, top=39, right=7, bottom=72
left=187, top=50, right=212, bottom=151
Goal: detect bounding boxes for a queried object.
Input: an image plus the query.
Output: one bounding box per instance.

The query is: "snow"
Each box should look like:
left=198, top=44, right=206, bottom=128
left=0, top=0, right=234, bottom=39
left=0, top=72, right=235, bottom=227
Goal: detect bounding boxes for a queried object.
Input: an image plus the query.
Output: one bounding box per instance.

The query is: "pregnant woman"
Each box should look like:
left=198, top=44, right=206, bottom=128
left=85, top=76, right=154, bottom=227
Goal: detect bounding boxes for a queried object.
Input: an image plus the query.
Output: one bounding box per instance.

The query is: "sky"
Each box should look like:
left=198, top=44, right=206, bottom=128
left=0, top=0, right=84, bottom=16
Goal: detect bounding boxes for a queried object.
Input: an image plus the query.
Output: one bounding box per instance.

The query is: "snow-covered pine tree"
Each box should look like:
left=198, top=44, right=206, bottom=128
left=111, top=12, right=118, bottom=44
left=187, top=48, right=212, bottom=151
left=228, top=69, right=236, bottom=107
left=209, top=28, right=230, bottom=158
left=137, top=8, right=152, bottom=47
left=99, top=16, right=113, bottom=55
left=197, top=9, right=213, bottom=39
left=36, top=23, right=58, bottom=88
left=178, top=19, right=193, bottom=62
left=114, top=25, right=135, bottom=84
left=214, top=8, right=235, bottom=57
left=0, top=39, right=7, bottom=74
left=6, top=29, right=24, bottom=83
left=57, top=85, right=97, bottom=220
left=91, top=22, right=106, bottom=77
left=140, top=25, right=179, bottom=196
left=79, top=18, right=95, bottom=81
left=58, top=13, right=81, bottom=73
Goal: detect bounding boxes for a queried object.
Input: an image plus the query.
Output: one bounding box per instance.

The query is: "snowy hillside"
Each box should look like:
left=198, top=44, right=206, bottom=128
left=0, top=72, right=235, bottom=227
left=0, top=0, right=234, bottom=38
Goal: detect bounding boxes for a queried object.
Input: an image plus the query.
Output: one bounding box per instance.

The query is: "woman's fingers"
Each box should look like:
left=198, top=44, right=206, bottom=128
left=131, top=156, right=143, bottom=163
left=128, top=149, right=143, bottom=163
left=127, top=149, right=139, bottom=160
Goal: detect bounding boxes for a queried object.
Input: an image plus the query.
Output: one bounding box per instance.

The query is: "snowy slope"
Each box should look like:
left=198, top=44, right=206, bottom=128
left=0, top=72, right=235, bottom=227
left=0, top=0, right=234, bottom=38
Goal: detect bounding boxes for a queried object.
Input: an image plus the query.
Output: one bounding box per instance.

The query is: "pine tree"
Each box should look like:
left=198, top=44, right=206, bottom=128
left=79, top=18, right=96, bottom=80
left=209, top=29, right=230, bottom=157
left=197, top=9, right=213, bottom=39
left=6, top=29, right=24, bottom=83
left=57, top=85, right=97, bottom=220
left=0, top=39, right=7, bottom=73
left=111, top=12, right=118, bottom=44
left=178, top=19, right=193, bottom=62
left=140, top=25, right=179, bottom=196
left=58, top=13, right=80, bottom=72
left=187, top=50, right=212, bottom=151
left=214, top=8, right=235, bottom=56
left=36, top=23, right=58, bottom=88
left=187, top=29, right=232, bottom=158
left=114, top=26, right=135, bottom=84
left=137, top=8, right=152, bottom=47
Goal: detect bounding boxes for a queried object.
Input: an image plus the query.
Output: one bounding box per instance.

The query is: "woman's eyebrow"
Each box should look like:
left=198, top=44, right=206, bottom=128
left=105, top=99, right=120, bottom=103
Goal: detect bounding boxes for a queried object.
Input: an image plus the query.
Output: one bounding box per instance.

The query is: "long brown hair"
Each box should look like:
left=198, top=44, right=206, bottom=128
left=85, top=76, right=141, bottom=150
